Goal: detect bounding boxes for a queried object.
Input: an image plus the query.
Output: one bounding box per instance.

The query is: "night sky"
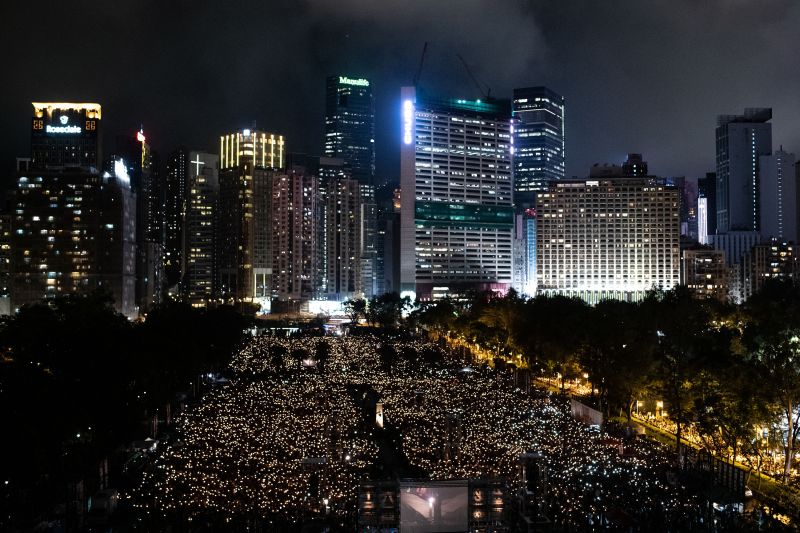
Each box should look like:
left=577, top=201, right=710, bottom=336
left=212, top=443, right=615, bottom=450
left=2, top=1, right=799, bottom=185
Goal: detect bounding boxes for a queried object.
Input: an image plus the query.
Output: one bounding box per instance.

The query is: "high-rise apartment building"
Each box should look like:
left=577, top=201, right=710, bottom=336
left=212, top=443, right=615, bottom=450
left=324, top=174, right=362, bottom=300
left=536, top=178, right=680, bottom=303
left=512, top=87, right=565, bottom=204
left=324, top=75, right=375, bottom=184
left=741, top=239, right=800, bottom=301
left=715, top=108, right=772, bottom=233
left=681, top=247, right=728, bottom=302
left=759, top=148, right=797, bottom=242
left=184, top=152, right=218, bottom=306
left=400, top=87, right=514, bottom=300
left=217, top=129, right=285, bottom=306
left=271, top=166, right=318, bottom=303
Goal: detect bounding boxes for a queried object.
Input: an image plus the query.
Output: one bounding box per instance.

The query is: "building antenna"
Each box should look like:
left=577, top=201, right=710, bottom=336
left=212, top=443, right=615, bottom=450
left=457, top=54, right=491, bottom=100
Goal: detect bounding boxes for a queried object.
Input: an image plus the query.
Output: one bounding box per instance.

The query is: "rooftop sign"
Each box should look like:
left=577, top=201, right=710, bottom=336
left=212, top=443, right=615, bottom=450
left=339, top=76, right=369, bottom=87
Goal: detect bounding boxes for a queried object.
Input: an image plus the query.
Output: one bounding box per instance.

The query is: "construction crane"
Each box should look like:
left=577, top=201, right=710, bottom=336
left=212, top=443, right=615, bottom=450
left=413, top=42, right=428, bottom=87
left=457, top=53, right=491, bottom=100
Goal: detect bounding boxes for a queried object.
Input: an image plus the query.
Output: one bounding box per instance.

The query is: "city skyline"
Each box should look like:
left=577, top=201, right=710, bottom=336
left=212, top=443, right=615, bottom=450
left=3, top=2, right=800, bottom=186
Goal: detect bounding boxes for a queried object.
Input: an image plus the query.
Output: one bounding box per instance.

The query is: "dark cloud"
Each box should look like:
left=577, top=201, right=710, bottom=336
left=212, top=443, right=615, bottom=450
left=0, top=0, right=798, bottom=183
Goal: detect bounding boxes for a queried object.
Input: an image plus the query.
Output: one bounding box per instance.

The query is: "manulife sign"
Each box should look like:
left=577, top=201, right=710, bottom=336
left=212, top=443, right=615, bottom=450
left=339, top=76, right=369, bottom=87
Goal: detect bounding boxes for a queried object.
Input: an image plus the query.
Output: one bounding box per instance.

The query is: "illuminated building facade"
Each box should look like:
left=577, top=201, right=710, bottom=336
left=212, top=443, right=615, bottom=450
left=184, top=152, right=218, bottom=306
left=270, top=166, right=318, bottom=302
left=512, top=207, right=537, bottom=296
left=715, top=108, right=772, bottom=233
left=31, top=102, right=101, bottom=168
left=681, top=247, right=728, bottom=302
left=536, top=178, right=680, bottom=303
left=697, top=172, right=716, bottom=244
left=324, top=174, right=362, bottom=300
left=324, top=75, right=375, bottom=184
left=400, top=87, right=514, bottom=301
left=512, top=87, right=565, bottom=204
left=217, top=129, right=285, bottom=305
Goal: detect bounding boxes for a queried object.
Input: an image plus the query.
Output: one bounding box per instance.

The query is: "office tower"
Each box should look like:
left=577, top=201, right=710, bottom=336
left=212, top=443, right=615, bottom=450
left=324, top=75, right=375, bottom=184
left=698, top=172, right=717, bottom=244
left=31, top=102, right=101, bottom=168
left=12, top=103, right=136, bottom=316
left=512, top=207, right=537, bottom=296
left=715, top=108, right=772, bottom=233
left=681, top=247, right=728, bottom=302
left=759, top=148, right=797, bottom=242
left=164, top=147, right=189, bottom=286
left=382, top=187, right=402, bottom=294
left=98, top=162, right=137, bottom=317
left=217, top=128, right=285, bottom=306
left=536, top=178, right=680, bottom=303
left=400, top=87, right=514, bottom=300
left=112, top=129, right=164, bottom=312
left=512, top=87, right=565, bottom=205
left=184, top=152, right=219, bottom=307
left=741, top=239, right=800, bottom=301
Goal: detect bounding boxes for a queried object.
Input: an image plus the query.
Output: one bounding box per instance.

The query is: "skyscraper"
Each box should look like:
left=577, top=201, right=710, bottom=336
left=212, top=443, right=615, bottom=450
left=324, top=174, right=362, bottom=300
left=400, top=87, right=514, bottom=300
left=184, top=152, right=218, bottom=306
left=217, top=128, right=285, bottom=307
left=12, top=103, right=136, bottom=316
left=324, top=75, right=375, bottom=184
left=165, top=147, right=189, bottom=286
left=270, top=165, right=318, bottom=303
left=325, top=75, right=377, bottom=295
left=511, top=87, right=565, bottom=205
left=698, top=172, right=717, bottom=244
left=715, top=108, right=772, bottom=233
left=759, top=148, right=797, bottom=242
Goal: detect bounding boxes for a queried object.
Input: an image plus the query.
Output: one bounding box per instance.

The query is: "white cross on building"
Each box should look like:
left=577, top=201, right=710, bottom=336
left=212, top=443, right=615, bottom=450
left=191, top=155, right=205, bottom=176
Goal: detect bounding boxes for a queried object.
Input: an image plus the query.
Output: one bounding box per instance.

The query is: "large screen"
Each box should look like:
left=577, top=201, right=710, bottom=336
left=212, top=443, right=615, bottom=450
left=400, top=482, right=469, bottom=533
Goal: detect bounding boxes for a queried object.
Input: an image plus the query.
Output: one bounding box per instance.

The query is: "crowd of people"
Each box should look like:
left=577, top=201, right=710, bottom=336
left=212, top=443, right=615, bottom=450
left=131, top=332, right=772, bottom=529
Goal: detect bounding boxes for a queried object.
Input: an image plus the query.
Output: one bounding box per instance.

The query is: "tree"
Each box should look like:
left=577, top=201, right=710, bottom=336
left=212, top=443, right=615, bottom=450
left=343, top=298, right=367, bottom=327
left=742, top=279, right=800, bottom=481
left=644, top=286, right=711, bottom=464
left=517, top=295, right=588, bottom=389
left=582, top=299, right=657, bottom=419
left=366, top=293, right=413, bottom=330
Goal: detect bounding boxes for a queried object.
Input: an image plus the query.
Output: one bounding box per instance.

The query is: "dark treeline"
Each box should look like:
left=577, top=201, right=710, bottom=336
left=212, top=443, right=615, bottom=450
left=0, top=292, right=252, bottom=530
left=412, top=281, right=800, bottom=488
